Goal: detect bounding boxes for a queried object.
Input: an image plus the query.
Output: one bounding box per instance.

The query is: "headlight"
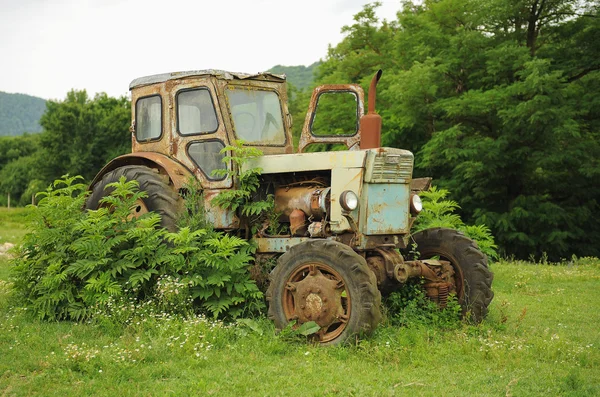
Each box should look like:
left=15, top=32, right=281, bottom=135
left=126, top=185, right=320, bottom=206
left=340, top=190, right=359, bottom=211
left=410, top=194, right=423, bottom=214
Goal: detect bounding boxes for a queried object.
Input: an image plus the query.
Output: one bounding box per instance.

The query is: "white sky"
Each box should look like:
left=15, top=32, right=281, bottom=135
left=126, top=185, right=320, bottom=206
left=0, top=0, right=401, bottom=100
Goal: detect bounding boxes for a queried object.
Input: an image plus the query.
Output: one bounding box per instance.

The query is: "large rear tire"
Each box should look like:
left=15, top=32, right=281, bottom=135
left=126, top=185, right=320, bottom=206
left=267, top=240, right=381, bottom=345
left=86, top=165, right=181, bottom=231
left=407, top=228, right=494, bottom=322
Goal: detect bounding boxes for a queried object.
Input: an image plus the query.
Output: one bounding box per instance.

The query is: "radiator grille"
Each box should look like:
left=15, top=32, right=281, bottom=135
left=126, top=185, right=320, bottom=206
left=366, top=152, right=413, bottom=183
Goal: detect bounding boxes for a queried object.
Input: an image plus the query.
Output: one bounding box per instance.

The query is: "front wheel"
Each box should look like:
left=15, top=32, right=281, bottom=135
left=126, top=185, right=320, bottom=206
left=407, top=228, right=494, bottom=322
left=86, top=165, right=181, bottom=231
left=267, top=240, right=382, bottom=345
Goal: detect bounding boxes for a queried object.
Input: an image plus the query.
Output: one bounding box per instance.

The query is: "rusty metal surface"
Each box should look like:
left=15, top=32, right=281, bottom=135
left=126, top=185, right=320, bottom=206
left=244, top=148, right=367, bottom=173
left=213, top=78, right=294, bottom=155
left=360, top=70, right=383, bottom=150
left=366, top=255, right=387, bottom=286
left=130, top=70, right=286, bottom=90
left=88, top=152, right=194, bottom=192
left=394, top=260, right=441, bottom=283
left=131, top=78, right=234, bottom=191
left=359, top=183, right=411, bottom=235
left=364, top=148, right=414, bottom=184
left=410, top=177, right=432, bottom=192
left=129, top=73, right=294, bottom=194
left=202, top=189, right=240, bottom=230
left=373, top=248, right=404, bottom=279
left=254, top=237, right=312, bottom=253
left=283, top=263, right=350, bottom=343
left=274, top=186, right=329, bottom=220
left=298, top=84, right=365, bottom=153
left=424, top=282, right=452, bottom=308
left=358, top=234, right=406, bottom=250
left=368, top=250, right=458, bottom=308
left=289, top=209, right=308, bottom=236
left=330, top=167, right=363, bottom=233
left=397, top=259, right=456, bottom=308
left=307, top=222, right=330, bottom=238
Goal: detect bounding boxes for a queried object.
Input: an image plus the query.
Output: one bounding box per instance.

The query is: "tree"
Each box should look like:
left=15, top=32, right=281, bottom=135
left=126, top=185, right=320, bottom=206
left=307, top=0, right=600, bottom=260
left=39, top=90, right=130, bottom=183
left=0, top=91, right=131, bottom=206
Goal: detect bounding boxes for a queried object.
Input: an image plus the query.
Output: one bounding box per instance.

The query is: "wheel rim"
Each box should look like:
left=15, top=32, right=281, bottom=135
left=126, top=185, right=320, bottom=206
left=128, top=198, right=149, bottom=219
left=99, top=197, right=149, bottom=221
left=282, top=263, right=350, bottom=343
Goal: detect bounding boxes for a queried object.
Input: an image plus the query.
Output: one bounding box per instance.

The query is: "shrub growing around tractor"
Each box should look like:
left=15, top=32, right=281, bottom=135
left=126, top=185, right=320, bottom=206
left=11, top=176, right=263, bottom=320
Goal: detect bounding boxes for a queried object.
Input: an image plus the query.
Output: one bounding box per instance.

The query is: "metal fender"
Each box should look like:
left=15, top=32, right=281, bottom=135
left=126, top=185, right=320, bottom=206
left=89, top=152, right=195, bottom=191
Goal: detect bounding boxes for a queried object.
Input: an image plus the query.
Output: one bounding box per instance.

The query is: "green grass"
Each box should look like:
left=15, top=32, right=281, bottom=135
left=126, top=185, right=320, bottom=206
left=0, top=207, right=31, bottom=244
left=1, top=223, right=599, bottom=395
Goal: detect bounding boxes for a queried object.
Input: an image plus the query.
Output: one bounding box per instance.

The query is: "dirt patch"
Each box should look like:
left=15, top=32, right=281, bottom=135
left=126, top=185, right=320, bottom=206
left=0, top=242, right=15, bottom=259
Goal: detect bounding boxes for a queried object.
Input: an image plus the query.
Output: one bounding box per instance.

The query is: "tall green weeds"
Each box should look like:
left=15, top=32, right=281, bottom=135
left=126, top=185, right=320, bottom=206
left=10, top=175, right=263, bottom=321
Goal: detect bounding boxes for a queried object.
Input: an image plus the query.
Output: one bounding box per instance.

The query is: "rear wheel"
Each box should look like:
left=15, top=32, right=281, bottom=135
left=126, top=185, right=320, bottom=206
left=267, top=240, right=381, bottom=345
left=86, top=165, right=181, bottom=231
left=407, top=228, right=494, bottom=322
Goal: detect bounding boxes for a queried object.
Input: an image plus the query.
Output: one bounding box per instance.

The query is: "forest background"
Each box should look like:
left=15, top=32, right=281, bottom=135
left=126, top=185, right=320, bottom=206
left=0, top=0, right=599, bottom=262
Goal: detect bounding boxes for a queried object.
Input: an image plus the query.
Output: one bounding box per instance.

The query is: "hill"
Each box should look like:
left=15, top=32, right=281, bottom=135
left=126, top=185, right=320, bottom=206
left=0, top=92, right=46, bottom=136
left=267, top=62, right=320, bottom=90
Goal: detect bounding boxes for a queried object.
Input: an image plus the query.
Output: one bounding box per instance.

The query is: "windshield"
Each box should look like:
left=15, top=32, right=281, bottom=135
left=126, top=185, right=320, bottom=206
left=225, top=87, right=286, bottom=145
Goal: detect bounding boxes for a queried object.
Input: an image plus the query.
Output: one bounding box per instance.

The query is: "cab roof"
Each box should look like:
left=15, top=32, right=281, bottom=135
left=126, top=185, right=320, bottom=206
left=129, top=69, right=287, bottom=90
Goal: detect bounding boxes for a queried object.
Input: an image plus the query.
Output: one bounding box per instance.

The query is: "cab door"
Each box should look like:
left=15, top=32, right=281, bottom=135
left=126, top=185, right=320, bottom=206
left=298, top=85, right=365, bottom=153
left=171, top=79, right=238, bottom=229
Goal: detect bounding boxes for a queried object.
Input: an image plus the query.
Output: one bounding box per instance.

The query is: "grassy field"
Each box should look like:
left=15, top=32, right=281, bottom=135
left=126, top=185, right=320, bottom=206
left=0, top=207, right=30, bottom=244
left=1, top=207, right=599, bottom=396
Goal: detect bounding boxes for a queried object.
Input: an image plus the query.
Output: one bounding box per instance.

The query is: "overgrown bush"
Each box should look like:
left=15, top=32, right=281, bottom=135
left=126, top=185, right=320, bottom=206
left=414, top=186, right=499, bottom=261
left=385, top=281, right=462, bottom=329
left=10, top=175, right=263, bottom=321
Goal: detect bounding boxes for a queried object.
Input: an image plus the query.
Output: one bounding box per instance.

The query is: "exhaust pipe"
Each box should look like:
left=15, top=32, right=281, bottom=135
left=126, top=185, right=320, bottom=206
left=360, top=69, right=383, bottom=150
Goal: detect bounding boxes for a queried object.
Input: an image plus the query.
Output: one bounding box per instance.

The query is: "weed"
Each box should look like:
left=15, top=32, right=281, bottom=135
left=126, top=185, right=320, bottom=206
left=385, top=281, right=462, bottom=329
left=10, top=175, right=263, bottom=320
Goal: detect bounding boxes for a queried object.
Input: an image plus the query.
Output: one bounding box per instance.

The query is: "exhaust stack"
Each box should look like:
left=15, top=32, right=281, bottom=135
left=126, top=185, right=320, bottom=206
left=360, top=69, right=383, bottom=150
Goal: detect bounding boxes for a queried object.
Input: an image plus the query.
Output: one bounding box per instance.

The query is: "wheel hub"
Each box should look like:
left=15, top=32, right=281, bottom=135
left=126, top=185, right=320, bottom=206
left=285, top=264, right=347, bottom=332
left=127, top=198, right=149, bottom=220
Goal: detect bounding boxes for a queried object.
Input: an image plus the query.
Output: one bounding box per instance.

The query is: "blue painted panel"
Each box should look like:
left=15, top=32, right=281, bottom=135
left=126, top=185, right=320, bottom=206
left=361, top=183, right=410, bottom=235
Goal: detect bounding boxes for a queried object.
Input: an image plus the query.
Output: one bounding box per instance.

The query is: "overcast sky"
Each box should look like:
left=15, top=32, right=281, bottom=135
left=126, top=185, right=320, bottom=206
left=0, top=0, right=401, bottom=100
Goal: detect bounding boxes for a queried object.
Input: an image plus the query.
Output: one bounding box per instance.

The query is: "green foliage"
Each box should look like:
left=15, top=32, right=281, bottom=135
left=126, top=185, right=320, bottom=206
left=0, top=91, right=46, bottom=136
left=10, top=175, right=263, bottom=321
left=385, top=281, right=462, bottom=329
left=162, top=228, right=263, bottom=318
left=414, top=187, right=498, bottom=260
left=211, top=140, right=278, bottom=235
left=0, top=90, right=130, bottom=207
left=0, top=134, right=43, bottom=206
left=306, top=0, right=600, bottom=260
left=39, top=90, right=130, bottom=182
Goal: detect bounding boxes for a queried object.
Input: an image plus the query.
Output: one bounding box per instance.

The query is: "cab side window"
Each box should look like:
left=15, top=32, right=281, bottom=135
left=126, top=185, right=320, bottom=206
left=177, top=88, right=218, bottom=135
left=187, top=140, right=227, bottom=180
left=136, top=95, right=162, bottom=141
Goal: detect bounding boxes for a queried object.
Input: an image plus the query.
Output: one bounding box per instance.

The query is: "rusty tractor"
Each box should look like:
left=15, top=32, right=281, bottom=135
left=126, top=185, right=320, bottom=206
left=87, top=69, right=494, bottom=345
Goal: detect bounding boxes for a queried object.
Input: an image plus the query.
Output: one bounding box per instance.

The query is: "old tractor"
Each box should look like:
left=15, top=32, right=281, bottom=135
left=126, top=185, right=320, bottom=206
left=87, top=69, right=494, bottom=345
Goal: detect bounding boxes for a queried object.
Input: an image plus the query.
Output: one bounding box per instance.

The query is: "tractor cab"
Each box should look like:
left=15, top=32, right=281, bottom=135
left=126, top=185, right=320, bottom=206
left=129, top=70, right=295, bottom=191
